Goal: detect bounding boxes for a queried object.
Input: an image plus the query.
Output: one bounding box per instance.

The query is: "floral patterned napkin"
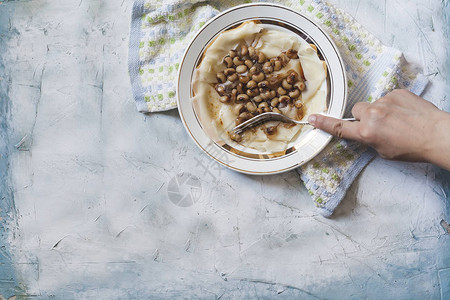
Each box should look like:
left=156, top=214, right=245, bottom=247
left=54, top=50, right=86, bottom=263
left=128, top=0, right=428, bottom=216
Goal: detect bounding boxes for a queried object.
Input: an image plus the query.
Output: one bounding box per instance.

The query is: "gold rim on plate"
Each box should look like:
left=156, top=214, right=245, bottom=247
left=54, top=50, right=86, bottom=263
left=177, top=3, right=347, bottom=175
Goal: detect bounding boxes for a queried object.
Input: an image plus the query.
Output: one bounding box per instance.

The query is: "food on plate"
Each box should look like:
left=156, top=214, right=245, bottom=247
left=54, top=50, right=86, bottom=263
left=192, top=20, right=327, bottom=153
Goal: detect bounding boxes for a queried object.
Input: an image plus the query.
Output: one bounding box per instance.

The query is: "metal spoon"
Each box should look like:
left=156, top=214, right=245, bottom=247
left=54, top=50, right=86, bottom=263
left=232, top=112, right=356, bottom=134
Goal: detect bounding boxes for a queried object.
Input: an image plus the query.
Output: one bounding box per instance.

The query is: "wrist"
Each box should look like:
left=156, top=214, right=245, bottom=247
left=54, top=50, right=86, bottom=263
left=424, top=110, right=450, bottom=170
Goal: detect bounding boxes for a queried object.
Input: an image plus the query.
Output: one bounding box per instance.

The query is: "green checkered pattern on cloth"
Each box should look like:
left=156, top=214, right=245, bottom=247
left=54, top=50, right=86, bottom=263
left=128, top=0, right=428, bottom=216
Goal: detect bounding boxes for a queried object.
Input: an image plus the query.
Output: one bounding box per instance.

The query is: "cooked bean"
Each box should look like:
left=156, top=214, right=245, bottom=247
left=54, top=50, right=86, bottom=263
left=233, top=57, right=244, bottom=66
left=257, top=51, right=266, bottom=63
left=286, top=49, right=298, bottom=59
left=274, top=60, right=282, bottom=71
left=237, top=83, right=244, bottom=94
left=246, top=88, right=259, bottom=97
left=219, top=95, right=230, bottom=103
left=239, top=75, right=250, bottom=84
left=237, top=93, right=249, bottom=102
left=247, top=80, right=257, bottom=89
left=239, top=112, right=249, bottom=119
left=223, top=56, right=233, bottom=68
left=224, top=68, right=235, bottom=76
left=228, top=73, right=238, bottom=82
left=286, top=70, right=298, bottom=84
left=258, top=80, right=269, bottom=88
left=297, top=107, right=304, bottom=120
left=271, top=97, right=279, bottom=107
left=289, top=88, right=300, bottom=99
left=267, top=74, right=284, bottom=87
left=242, top=112, right=254, bottom=119
left=246, top=102, right=257, bottom=113
left=233, top=103, right=245, bottom=115
left=258, top=102, right=268, bottom=109
left=235, top=117, right=244, bottom=125
left=277, top=86, right=287, bottom=95
left=256, top=107, right=264, bottom=114
left=216, top=85, right=225, bottom=94
left=248, top=46, right=256, bottom=59
left=260, top=90, right=271, bottom=100
left=216, top=72, right=226, bottom=83
left=272, top=107, right=282, bottom=114
left=282, top=78, right=292, bottom=90
left=236, top=65, right=247, bottom=73
left=262, top=61, right=273, bottom=74
left=279, top=95, right=290, bottom=103
left=229, top=132, right=242, bottom=142
left=295, top=81, right=306, bottom=91
left=230, top=89, right=237, bottom=102
left=245, top=59, right=253, bottom=69
left=252, top=72, right=265, bottom=82
left=249, top=66, right=259, bottom=75
left=240, top=44, right=248, bottom=57
left=229, top=50, right=237, bottom=58
left=270, top=90, right=276, bottom=98
left=279, top=53, right=290, bottom=66
left=294, top=99, right=303, bottom=109
left=253, top=95, right=263, bottom=103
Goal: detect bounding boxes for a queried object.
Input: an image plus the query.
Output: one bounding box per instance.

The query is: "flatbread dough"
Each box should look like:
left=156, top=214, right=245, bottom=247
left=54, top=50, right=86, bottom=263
left=192, top=21, right=327, bottom=153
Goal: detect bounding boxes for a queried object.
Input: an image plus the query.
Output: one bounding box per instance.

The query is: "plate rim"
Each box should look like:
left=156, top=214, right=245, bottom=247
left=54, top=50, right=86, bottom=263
left=177, top=3, right=347, bottom=175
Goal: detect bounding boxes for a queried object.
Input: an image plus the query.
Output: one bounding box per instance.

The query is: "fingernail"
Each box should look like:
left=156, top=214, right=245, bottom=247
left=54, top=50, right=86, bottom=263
left=308, top=115, right=316, bottom=125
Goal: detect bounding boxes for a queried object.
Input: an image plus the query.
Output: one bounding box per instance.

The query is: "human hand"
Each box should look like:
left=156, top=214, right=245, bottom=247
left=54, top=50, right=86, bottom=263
left=308, top=89, right=450, bottom=170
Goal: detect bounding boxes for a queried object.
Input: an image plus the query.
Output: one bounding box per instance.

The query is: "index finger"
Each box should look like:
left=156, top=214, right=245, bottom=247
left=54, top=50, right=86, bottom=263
left=308, top=114, right=361, bottom=140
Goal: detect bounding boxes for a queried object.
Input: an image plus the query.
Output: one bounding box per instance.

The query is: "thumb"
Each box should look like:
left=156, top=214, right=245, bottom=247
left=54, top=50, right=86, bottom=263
left=308, top=114, right=360, bottom=140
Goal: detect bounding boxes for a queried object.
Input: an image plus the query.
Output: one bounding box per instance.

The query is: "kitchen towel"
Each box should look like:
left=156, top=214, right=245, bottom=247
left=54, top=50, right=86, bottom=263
left=128, top=0, right=428, bottom=217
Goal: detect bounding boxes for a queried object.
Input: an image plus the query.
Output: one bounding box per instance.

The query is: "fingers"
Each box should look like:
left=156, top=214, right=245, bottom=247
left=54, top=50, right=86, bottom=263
left=351, top=102, right=370, bottom=120
left=308, top=114, right=360, bottom=140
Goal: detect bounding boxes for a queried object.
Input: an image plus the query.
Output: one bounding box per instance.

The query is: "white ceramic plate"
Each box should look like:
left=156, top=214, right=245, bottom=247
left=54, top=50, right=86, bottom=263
left=177, top=3, right=347, bottom=175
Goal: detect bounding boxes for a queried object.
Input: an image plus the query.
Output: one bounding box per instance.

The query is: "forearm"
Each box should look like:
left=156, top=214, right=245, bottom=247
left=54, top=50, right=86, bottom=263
left=425, top=110, right=450, bottom=170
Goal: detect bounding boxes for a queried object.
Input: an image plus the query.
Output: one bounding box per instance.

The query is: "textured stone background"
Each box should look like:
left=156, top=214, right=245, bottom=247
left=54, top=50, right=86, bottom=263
left=0, top=0, right=449, bottom=299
